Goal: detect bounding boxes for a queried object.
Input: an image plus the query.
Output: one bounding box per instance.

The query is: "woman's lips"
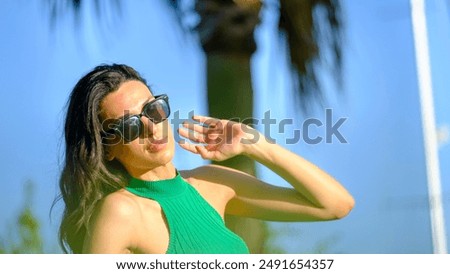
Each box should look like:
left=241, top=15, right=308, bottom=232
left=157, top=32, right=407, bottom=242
left=147, top=137, right=168, bottom=152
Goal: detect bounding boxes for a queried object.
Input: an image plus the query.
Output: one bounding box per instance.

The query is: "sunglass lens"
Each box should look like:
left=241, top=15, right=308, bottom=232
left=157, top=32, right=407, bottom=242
left=143, top=99, right=170, bottom=123
left=121, top=116, right=142, bottom=142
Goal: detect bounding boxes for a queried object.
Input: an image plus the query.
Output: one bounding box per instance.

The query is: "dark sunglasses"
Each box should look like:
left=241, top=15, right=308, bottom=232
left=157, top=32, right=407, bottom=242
left=104, top=94, right=170, bottom=143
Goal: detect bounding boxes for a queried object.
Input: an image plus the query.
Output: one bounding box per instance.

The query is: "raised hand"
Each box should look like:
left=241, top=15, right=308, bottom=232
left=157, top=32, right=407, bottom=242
left=177, top=115, right=260, bottom=161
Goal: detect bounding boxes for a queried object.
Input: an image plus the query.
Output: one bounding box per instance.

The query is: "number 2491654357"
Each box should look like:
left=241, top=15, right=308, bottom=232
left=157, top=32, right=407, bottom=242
left=258, top=259, right=334, bottom=270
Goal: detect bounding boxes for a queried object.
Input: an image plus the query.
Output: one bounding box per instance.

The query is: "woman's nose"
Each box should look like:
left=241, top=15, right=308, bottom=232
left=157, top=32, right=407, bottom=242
left=140, top=115, right=157, bottom=137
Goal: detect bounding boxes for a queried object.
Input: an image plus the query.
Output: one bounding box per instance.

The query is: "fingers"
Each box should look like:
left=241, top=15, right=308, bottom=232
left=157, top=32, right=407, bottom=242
left=182, top=120, right=219, bottom=134
left=179, top=118, right=223, bottom=143
left=177, top=140, right=199, bottom=154
left=191, top=115, right=221, bottom=127
left=177, top=115, right=224, bottom=154
left=195, top=145, right=214, bottom=160
left=177, top=141, right=214, bottom=160
left=178, top=127, right=207, bottom=143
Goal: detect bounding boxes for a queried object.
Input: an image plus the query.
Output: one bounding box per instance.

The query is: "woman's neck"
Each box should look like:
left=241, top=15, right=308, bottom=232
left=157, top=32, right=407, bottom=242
left=127, top=162, right=177, bottom=181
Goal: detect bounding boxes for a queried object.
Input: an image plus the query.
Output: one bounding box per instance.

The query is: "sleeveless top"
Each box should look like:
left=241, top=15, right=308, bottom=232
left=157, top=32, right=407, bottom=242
left=125, top=171, right=250, bottom=254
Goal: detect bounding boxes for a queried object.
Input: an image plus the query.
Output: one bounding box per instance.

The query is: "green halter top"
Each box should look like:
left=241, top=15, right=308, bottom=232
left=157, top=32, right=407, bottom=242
left=125, top=171, right=250, bottom=254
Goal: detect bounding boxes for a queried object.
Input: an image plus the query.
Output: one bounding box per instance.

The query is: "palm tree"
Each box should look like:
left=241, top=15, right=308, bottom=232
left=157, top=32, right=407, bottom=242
left=48, top=0, right=343, bottom=253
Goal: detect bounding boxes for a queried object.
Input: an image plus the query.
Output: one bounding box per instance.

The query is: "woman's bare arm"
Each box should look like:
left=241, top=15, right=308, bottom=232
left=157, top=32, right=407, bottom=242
left=178, top=115, right=354, bottom=221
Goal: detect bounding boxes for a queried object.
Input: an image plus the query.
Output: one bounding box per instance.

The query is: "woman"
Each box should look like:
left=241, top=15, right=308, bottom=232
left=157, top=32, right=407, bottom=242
left=58, top=63, right=354, bottom=254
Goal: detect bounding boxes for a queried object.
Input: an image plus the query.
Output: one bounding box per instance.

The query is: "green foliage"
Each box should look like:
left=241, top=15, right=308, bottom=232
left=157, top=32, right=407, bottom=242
left=0, top=181, right=43, bottom=254
left=262, top=223, right=341, bottom=254
left=263, top=223, right=287, bottom=254
left=310, top=233, right=341, bottom=254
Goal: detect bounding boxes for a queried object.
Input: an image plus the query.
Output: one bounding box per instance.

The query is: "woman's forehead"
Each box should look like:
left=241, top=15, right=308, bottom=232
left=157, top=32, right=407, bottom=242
left=100, top=81, right=154, bottom=120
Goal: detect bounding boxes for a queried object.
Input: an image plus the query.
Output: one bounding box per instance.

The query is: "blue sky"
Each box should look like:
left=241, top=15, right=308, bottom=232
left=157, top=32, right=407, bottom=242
left=0, top=0, right=449, bottom=253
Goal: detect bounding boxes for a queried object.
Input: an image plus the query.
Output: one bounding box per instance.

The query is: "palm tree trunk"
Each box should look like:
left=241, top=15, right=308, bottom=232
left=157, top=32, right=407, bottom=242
left=206, top=53, right=268, bottom=253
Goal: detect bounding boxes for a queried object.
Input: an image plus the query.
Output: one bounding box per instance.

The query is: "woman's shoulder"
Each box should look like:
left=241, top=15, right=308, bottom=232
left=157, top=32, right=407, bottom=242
left=179, top=165, right=238, bottom=197
left=93, top=190, right=141, bottom=223
left=179, top=164, right=266, bottom=199
left=180, top=164, right=249, bottom=186
left=180, top=164, right=236, bottom=178
left=82, top=190, right=140, bottom=252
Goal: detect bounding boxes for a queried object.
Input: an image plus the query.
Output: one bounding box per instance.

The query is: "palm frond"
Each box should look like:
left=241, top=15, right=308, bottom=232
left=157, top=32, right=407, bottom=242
left=48, top=0, right=122, bottom=28
left=48, top=0, right=343, bottom=112
left=194, top=0, right=261, bottom=55
left=278, top=0, right=343, bottom=111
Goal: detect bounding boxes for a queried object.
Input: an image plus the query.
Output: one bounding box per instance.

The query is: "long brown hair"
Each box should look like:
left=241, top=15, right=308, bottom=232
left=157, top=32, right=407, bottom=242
left=57, top=64, right=148, bottom=253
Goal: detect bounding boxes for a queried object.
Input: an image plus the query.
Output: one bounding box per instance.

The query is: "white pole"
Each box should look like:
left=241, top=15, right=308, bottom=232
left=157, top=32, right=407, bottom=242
left=410, top=0, right=447, bottom=253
